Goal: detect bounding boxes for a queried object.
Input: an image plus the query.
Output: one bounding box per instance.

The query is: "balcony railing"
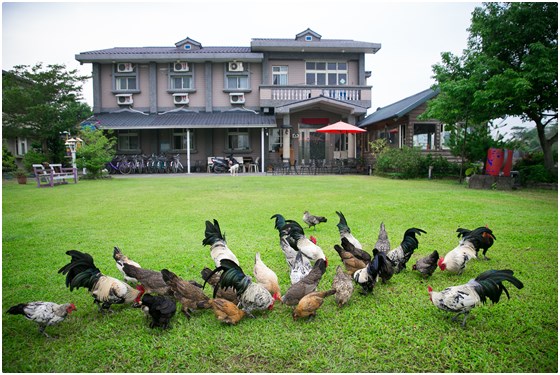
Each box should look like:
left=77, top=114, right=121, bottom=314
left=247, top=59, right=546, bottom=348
left=259, top=85, right=371, bottom=108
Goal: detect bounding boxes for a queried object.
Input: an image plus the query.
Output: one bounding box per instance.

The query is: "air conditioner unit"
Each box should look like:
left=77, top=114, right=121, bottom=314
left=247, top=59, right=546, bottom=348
left=173, top=93, right=189, bottom=105
left=173, top=62, right=189, bottom=72
left=229, top=93, right=245, bottom=104
left=228, top=62, right=244, bottom=72
left=116, top=94, right=133, bottom=105
left=116, top=63, right=134, bottom=73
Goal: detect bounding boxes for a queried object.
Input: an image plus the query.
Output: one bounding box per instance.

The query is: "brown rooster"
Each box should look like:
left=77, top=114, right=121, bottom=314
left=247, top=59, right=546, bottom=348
left=198, top=298, right=246, bottom=325
left=253, top=252, right=282, bottom=302
left=122, top=263, right=171, bottom=296
left=112, top=246, right=141, bottom=284
left=333, top=240, right=367, bottom=275
left=161, top=269, right=209, bottom=319
left=292, top=289, right=335, bottom=321
left=331, top=266, right=354, bottom=307
left=282, top=259, right=327, bottom=306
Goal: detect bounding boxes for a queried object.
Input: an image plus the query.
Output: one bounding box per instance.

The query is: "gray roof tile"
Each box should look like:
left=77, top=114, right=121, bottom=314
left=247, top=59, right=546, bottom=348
left=90, top=110, right=277, bottom=129
left=358, top=88, right=439, bottom=126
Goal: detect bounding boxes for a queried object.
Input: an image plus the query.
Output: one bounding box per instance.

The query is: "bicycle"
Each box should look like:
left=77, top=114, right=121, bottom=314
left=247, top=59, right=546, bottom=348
left=105, top=155, right=132, bottom=174
left=168, top=154, right=184, bottom=173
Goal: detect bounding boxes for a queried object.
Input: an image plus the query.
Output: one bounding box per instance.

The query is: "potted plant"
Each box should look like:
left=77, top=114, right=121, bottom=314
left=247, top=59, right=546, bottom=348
left=15, top=169, right=28, bottom=184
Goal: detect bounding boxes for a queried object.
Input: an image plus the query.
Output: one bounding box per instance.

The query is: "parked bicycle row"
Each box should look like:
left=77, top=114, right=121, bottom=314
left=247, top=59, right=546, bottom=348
left=105, top=154, right=188, bottom=174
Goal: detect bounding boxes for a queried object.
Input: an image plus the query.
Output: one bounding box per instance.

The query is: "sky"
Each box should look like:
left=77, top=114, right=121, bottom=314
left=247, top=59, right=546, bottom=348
left=4, top=1, right=526, bottom=134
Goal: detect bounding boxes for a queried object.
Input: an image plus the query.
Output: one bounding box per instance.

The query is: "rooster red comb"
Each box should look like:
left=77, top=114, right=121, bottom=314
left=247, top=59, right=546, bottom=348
left=310, top=235, right=317, bottom=244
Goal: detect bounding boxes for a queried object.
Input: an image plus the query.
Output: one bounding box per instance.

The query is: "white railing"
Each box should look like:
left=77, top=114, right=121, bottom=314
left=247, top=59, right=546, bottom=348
left=268, top=87, right=363, bottom=102
left=271, top=88, right=312, bottom=101
left=321, top=89, right=361, bottom=101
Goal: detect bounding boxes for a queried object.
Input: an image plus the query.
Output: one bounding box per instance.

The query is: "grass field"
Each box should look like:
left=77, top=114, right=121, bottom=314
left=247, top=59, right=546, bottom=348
left=2, top=174, right=558, bottom=372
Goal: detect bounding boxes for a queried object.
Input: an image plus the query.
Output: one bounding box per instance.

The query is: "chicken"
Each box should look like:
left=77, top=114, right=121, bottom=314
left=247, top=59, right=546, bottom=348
left=282, top=259, right=327, bottom=306
left=292, top=289, right=335, bottom=321
left=340, top=236, right=372, bottom=264
left=333, top=241, right=368, bottom=275
left=140, top=294, right=177, bottom=329
left=302, top=210, right=327, bottom=230
left=439, top=227, right=495, bottom=275
left=386, top=228, right=427, bottom=273
left=200, top=267, right=238, bottom=304
left=290, top=251, right=312, bottom=284
left=161, top=268, right=209, bottom=319
left=112, top=246, right=141, bottom=284
left=456, top=226, right=495, bottom=260
left=58, top=250, right=144, bottom=312
left=204, top=259, right=274, bottom=317
left=352, top=249, right=391, bottom=294
left=197, top=298, right=246, bottom=325
left=412, top=250, right=439, bottom=278
left=202, top=219, right=240, bottom=267
left=271, top=214, right=327, bottom=265
left=7, top=302, right=76, bottom=338
left=122, top=263, right=171, bottom=296
left=335, top=211, right=363, bottom=250
left=253, top=252, right=282, bottom=301
left=331, top=265, right=354, bottom=307
left=374, top=222, right=391, bottom=253
left=428, top=269, right=524, bottom=327
left=271, top=214, right=299, bottom=267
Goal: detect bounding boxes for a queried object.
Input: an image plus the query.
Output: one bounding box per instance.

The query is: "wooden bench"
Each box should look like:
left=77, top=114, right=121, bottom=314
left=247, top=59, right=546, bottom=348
left=32, top=164, right=78, bottom=188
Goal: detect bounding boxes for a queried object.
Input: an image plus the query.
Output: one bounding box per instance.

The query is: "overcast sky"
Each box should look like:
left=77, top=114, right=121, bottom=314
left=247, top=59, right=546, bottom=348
left=2, top=1, right=482, bottom=111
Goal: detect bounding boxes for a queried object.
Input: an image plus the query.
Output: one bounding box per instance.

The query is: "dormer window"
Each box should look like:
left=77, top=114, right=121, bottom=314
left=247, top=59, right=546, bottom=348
left=305, top=35, right=313, bottom=41
left=184, top=44, right=191, bottom=50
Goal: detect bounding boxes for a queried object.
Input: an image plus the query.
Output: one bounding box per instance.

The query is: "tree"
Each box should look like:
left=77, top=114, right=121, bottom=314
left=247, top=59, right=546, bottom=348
left=425, top=2, right=558, bottom=177
left=2, top=63, right=92, bottom=164
left=76, top=128, right=115, bottom=179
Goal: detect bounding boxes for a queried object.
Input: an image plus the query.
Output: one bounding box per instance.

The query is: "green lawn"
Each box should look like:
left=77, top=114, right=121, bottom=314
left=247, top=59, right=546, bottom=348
left=2, top=175, right=558, bottom=372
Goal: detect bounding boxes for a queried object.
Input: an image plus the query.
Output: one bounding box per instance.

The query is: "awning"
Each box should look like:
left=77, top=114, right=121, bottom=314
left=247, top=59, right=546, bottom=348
left=88, top=109, right=277, bottom=130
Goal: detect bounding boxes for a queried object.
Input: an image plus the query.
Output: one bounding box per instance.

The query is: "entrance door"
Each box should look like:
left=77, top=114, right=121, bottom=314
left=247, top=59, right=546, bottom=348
left=299, top=129, right=326, bottom=163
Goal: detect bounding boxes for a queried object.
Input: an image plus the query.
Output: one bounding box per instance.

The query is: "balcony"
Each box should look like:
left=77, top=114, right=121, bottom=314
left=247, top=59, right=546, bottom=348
left=259, top=85, right=371, bottom=109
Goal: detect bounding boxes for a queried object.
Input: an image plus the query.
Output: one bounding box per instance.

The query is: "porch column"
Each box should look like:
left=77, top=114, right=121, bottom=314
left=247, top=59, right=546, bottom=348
left=186, top=129, right=191, bottom=174
left=282, top=114, right=291, bottom=161
left=261, top=128, right=265, bottom=173
left=347, top=117, right=356, bottom=158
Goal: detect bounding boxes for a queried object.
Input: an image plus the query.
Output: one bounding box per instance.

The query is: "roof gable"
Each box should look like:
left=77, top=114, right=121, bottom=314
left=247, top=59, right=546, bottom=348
left=359, top=88, right=439, bottom=126
left=174, top=37, right=202, bottom=50
left=295, top=28, right=322, bottom=41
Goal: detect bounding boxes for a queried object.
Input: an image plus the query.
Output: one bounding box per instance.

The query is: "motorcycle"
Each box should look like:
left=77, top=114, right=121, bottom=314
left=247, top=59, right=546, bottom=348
left=211, top=154, right=239, bottom=173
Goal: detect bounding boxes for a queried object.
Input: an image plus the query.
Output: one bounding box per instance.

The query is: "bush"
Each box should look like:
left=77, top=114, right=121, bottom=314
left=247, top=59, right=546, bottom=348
left=2, top=146, right=17, bottom=172
left=375, top=146, right=423, bottom=178
left=22, top=149, right=48, bottom=172
left=420, top=153, right=461, bottom=178
left=514, top=152, right=556, bottom=185
left=76, top=128, right=115, bottom=179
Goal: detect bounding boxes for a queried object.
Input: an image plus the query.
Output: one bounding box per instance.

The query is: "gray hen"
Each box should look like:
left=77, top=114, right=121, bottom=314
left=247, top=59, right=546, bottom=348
left=331, top=266, right=354, bottom=307
left=374, top=222, right=391, bottom=253
left=282, top=259, right=327, bottom=306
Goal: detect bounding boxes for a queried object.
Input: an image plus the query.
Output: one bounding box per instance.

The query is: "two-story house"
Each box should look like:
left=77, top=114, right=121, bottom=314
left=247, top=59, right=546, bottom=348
left=75, top=28, right=381, bottom=172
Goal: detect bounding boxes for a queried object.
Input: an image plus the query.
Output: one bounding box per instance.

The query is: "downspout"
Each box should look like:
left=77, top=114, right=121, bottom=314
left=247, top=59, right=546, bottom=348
left=261, top=128, right=265, bottom=173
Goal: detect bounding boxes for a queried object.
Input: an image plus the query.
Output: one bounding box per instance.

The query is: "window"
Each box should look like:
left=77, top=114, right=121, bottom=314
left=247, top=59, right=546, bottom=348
left=334, top=134, right=348, bottom=152
left=305, top=61, right=347, bottom=86
left=226, top=75, right=249, bottom=90
left=440, top=124, right=450, bottom=150
left=115, top=76, right=137, bottom=91
left=16, top=137, right=27, bottom=156
left=170, top=75, right=192, bottom=90
left=118, top=130, right=139, bottom=151
left=173, top=129, right=195, bottom=150
left=413, top=123, right=436, bottom=150
left=268, top=129, right=283, bottom=152
left=272, top=66, right=288, bottom=85
left=227, top=128, right=249, bottom=151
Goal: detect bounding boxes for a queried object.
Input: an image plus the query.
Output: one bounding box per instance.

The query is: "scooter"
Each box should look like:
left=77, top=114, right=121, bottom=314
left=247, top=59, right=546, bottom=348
left=211, top=154, right=239, bottom=173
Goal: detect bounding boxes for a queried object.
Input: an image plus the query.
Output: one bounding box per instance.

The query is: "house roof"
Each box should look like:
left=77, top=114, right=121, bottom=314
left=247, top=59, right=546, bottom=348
left=358, top=88, right=439, bottom=127
left=89, top=109, right=277, bottom=130
left=75, top=46, right=263, bottom=63
left=274, top=95, right=368, bottom=116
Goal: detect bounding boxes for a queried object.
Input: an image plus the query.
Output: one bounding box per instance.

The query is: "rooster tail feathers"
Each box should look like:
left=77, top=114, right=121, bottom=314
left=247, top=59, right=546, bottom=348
left=335, top=211, right=350, bottom=232
left=113, top=246, right=122, bottom=261
left=401, top=228, right=426, bottom=254
left=58, top=250, right=102, bottom=290
left=270, top=214, right=286, bottom=231
left=160, top=268, right=176, bottom=284
left=464, top=227, right=496, bottom=248
left=456, top=228, right=472, bottom=239
left=473, top=269, right=524, bottom=304
left=206, top=259, right=249, bottom=297
left=202, top=219, right=226, bottom=246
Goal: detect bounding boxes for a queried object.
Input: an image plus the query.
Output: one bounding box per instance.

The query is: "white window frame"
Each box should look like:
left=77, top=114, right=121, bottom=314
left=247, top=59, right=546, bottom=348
left=305, top=61, right=348, bottom=86
left=114, top=63, right=138, bottom=92
left=268, top=129, right=283, bottom=152
left=272, top=66, right=288, bottom=86
left=16, top=137, right=28, bottom=156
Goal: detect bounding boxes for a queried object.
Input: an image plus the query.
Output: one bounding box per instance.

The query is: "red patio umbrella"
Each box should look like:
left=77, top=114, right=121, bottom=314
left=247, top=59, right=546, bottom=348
left=315, top=121, right=366, bottom=134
